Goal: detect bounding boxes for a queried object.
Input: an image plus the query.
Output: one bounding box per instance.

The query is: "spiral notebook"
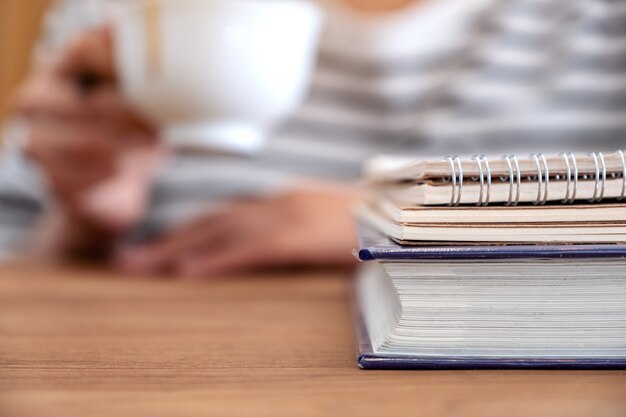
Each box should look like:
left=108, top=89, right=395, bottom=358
left=365, top=150, right=626, bottom=206
left=360, top=149, right=626, bottom=244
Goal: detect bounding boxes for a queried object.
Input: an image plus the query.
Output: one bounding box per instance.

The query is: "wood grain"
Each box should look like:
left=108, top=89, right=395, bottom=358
left=0, top=264, right=625, bottom=417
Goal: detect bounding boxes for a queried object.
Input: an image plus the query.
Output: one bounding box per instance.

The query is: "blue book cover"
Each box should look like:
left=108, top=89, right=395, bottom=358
left=354, top=224, right=626, bottom=369
left=356, top=224, right=626, bottom=261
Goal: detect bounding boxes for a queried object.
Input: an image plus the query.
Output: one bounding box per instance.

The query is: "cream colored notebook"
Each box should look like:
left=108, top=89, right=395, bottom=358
left=357, top=203, right=626, bottom=244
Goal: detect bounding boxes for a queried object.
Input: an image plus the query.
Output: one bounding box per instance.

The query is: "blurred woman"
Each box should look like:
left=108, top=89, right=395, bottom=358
left=0, top=0, right=624, bottom=277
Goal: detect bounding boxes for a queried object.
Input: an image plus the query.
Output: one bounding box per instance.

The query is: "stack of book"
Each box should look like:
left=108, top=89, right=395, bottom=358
left=354, top=150, right=626, bottom=369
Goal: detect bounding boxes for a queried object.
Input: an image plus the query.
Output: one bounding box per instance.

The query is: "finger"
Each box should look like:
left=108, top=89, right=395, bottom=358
left=84, top=87, right=156, bottom=136
left=25, top=118, right=158, bottom=196
left=115, top=198, right=281, bottom=274
left=56, top=27, right=115, bottom=81
left=26, top=119, right=116, bottom=181
left=115, top=210, right=244, bottom=273
left=78, top=157, right=157, bottom=232
left=56, top=83, right=154, bottom=133
left=174, top=238, right=276, bottom=280
left=164, top=202, right=286, bottom=277
left=177, top=223, right=359, bottom=279
left=27, top=117, right=123, bottom=164
left=17, top=81, right=154, bottom=135
left=13, top=65, right=81, bottom=117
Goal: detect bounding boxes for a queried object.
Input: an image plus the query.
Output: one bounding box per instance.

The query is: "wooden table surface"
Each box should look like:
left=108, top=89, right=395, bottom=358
left=1, top=265, right=625, bottom=417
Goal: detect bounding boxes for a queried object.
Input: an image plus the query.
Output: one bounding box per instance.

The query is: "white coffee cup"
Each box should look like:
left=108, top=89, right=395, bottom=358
left=111, top=0, right=324, bottom=154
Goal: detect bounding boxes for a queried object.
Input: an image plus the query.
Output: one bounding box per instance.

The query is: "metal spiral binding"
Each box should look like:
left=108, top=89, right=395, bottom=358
left=501, top=154, right=521, bottom=206
left=588, top=151, right=606, bottom=203
left=560, top=152, right=578, bottom=204
left=441, top=149, right=624, bottom=206
left=617, top=150, right=626, bottom=201
left=472, top=155, right=491, bottom=206
left=530, top=153, right=549, bottom=205
left=445, top=155, right=463, bottom=206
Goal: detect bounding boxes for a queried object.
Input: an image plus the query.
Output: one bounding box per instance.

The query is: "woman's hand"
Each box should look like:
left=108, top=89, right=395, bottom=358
left=12, top=27, right=165, bottom=258
left=116, top=186, right=360, bottom=278
left=14, top=27, right=165, bottom=233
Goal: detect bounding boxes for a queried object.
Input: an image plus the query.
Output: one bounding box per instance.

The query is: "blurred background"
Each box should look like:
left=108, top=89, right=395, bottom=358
left=1, top=0, right=624, bottom=274
left=0, top=0, right=49, bottom=119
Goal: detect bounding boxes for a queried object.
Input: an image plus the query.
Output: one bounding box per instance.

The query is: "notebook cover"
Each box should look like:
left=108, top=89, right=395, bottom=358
left=352, top=281, right=626, bottom=370
left=356, top=223, right=626, bottom=261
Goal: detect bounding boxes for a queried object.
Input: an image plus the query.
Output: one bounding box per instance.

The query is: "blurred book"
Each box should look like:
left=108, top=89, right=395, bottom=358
left=354, top=150, right=626, bottom=369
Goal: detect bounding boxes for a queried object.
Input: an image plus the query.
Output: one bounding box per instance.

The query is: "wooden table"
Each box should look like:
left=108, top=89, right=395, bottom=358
left=1, top=265, right=625, bottom=417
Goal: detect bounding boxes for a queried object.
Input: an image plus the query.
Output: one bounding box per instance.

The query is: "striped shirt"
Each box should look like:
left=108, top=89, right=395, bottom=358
left=0, top=0, right=625, bottom=257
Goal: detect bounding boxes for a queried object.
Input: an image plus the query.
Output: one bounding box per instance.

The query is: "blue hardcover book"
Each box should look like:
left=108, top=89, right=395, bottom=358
left=354, top=225, right=626, bottom=369
left=356, top=223, right=626, bottom=262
